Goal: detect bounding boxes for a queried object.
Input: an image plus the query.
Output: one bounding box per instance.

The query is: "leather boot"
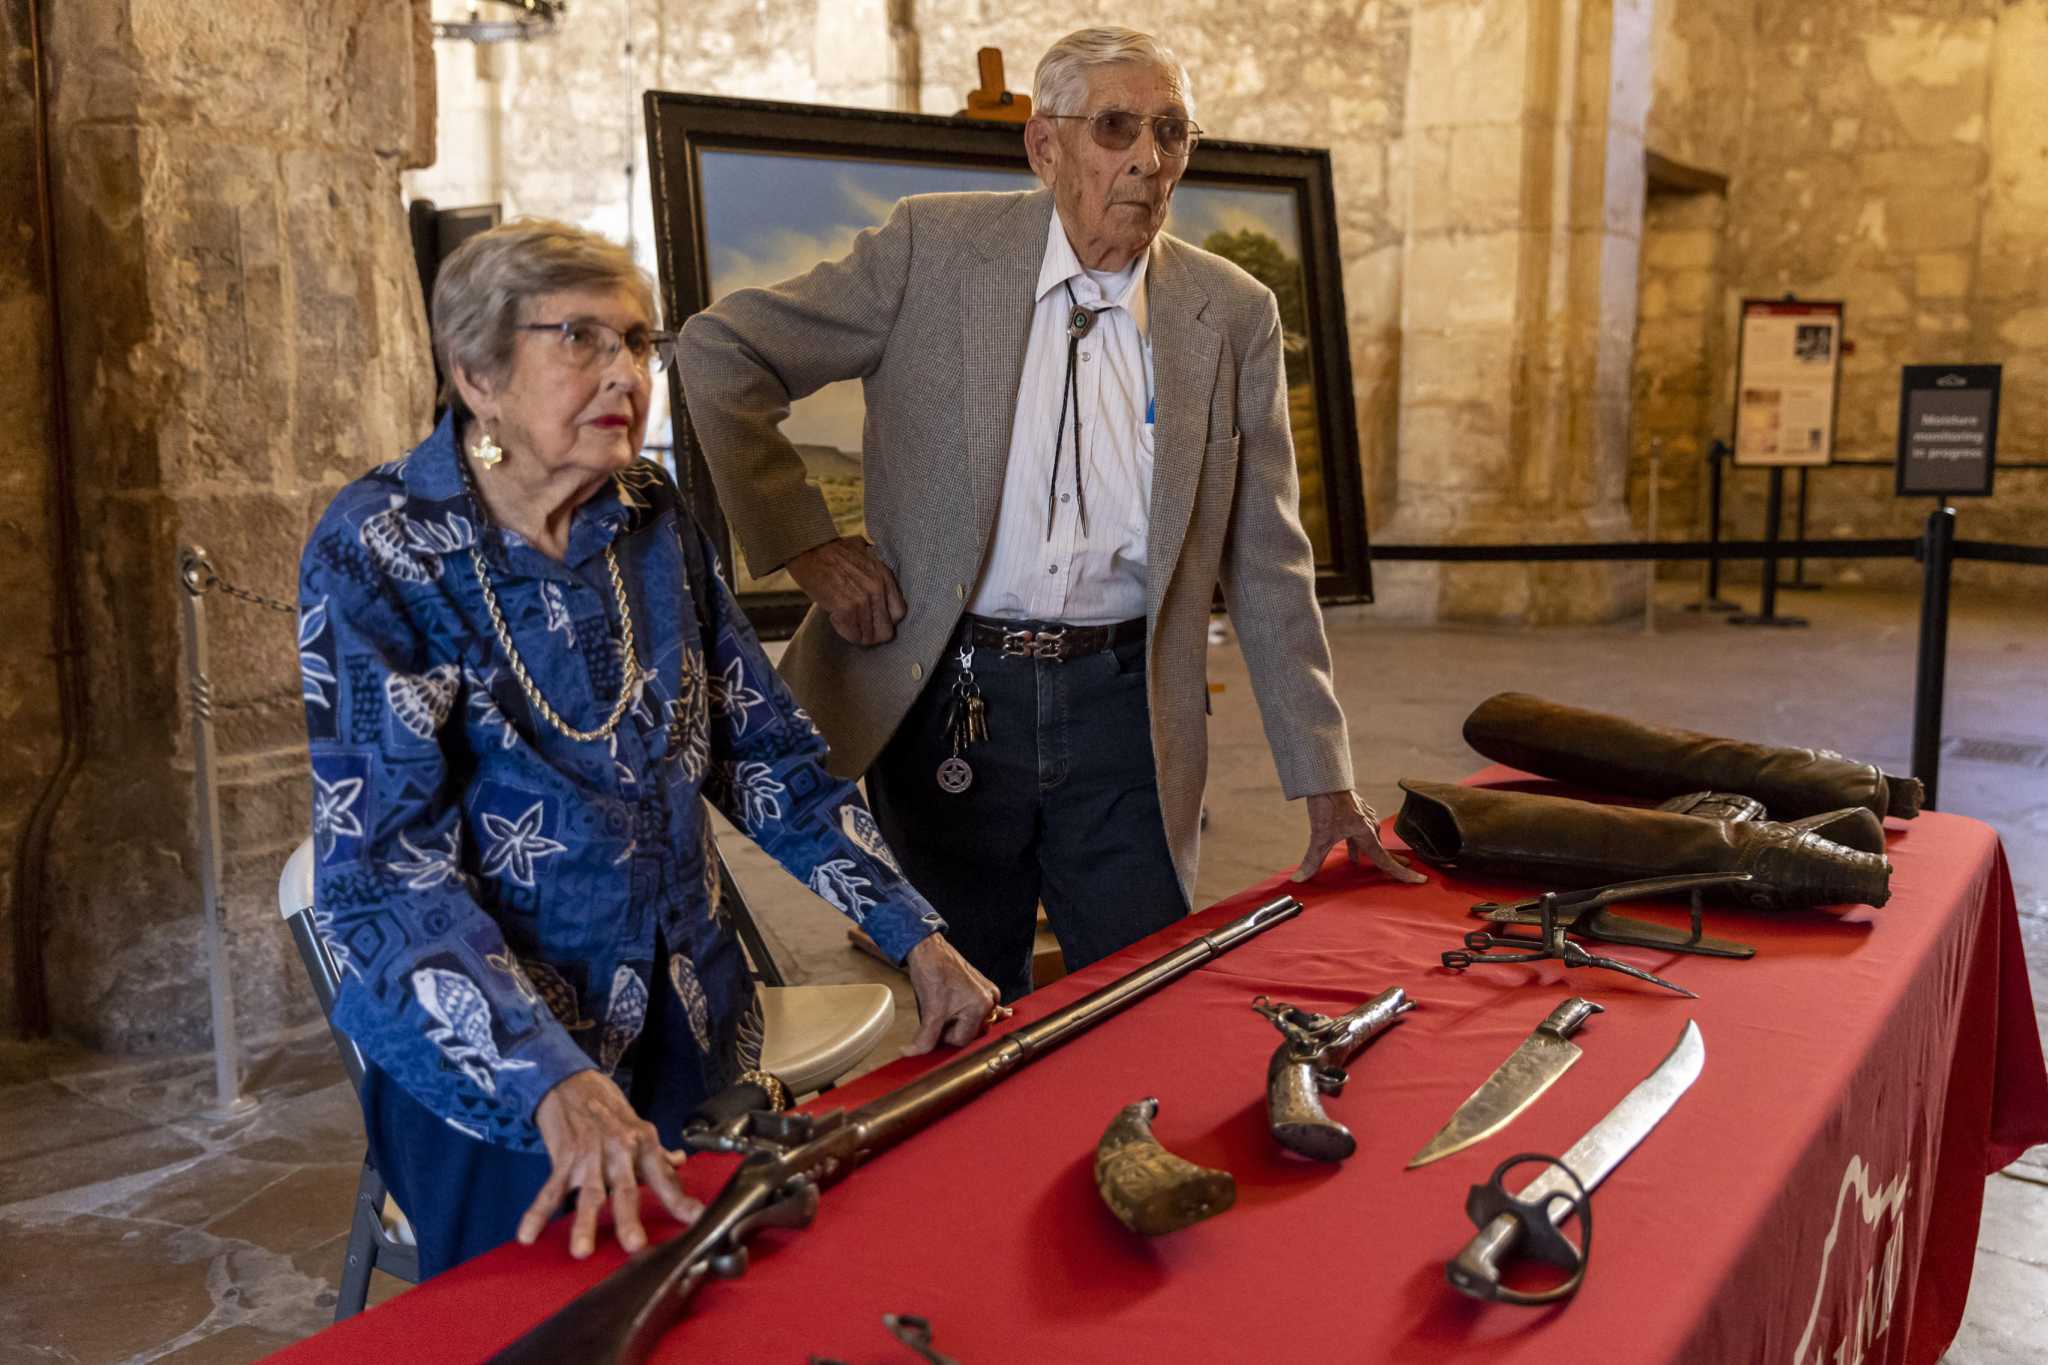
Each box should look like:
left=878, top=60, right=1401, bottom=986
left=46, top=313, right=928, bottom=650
left=1463, top=692, right=1924, bottom=822
left=1395, top=780, right=1892, bottom=910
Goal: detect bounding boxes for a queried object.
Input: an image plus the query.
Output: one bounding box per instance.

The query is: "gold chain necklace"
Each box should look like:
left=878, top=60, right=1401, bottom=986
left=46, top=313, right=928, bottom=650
left=469, top=543, right=640, bottom=743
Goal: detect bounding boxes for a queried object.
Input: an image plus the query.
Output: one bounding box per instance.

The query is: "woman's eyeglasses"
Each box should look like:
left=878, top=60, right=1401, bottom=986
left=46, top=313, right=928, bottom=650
left=1045, top=110, right=1204, bottom=160
left=517, top=320, right=677, bottom=376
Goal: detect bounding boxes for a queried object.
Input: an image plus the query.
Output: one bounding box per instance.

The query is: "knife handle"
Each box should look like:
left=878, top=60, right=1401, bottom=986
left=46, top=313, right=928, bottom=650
left=1538, top=997, right=1603, bottom=1041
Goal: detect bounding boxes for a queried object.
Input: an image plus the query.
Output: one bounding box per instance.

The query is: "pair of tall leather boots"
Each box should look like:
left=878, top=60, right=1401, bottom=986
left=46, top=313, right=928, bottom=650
left=1393, top=694, right=1922, bottom=910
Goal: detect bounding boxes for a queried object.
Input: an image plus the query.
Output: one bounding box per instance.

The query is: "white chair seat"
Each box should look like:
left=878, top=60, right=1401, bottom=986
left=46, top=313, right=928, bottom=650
left=279, top=838, right=316, bottom=919
left=756, top=983, right=896, bottom=1096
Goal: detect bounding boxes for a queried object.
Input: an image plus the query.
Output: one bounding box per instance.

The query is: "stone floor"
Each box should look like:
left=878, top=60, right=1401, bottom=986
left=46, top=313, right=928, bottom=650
left=2, top=582, right=2043, bottom=1363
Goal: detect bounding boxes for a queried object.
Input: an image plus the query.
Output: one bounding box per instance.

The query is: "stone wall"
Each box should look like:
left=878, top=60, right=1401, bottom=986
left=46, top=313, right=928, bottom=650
left=16, top=0, right=434, bottom=1050
left=1630, top=187, right=1730, bottom=578
left=1371, top=0, right=1655, bottom=622
left=1645, top=0, right=1752, bottom=176
left=1632, top=0, right=2048, bottom=593
left=0, top=0, right=63, bottom=1034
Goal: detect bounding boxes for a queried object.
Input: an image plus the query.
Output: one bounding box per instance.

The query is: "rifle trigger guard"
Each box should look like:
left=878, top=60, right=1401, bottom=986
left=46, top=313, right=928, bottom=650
left=1313, top=1063, right=1350, bottom=1095
left=731, top=1180, right=822, bottom=1243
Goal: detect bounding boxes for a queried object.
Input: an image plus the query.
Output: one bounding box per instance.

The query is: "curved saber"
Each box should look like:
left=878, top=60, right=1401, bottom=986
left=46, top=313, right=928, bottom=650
left=1447, top=1019, right=1705, bottom=1301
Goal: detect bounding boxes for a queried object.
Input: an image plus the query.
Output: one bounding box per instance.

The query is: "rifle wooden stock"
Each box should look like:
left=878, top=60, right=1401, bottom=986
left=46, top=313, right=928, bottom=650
left=488, top=894, right=1305, bottom=1365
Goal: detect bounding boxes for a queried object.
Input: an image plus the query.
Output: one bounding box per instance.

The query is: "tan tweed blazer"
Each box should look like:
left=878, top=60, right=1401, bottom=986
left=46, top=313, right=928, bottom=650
left=678, top=188, right=1352, bottom=899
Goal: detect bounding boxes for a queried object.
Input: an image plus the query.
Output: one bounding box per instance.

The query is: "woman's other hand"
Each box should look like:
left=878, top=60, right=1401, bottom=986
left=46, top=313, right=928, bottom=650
left=520, top=1070, right=702, bottom=1258
left=901, top=934, right=1005, bottom=1056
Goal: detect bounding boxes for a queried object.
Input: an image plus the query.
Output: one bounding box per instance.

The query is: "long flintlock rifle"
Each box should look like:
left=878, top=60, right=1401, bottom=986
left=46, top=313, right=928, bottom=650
left=489, top=894, right=1306, bottom=1365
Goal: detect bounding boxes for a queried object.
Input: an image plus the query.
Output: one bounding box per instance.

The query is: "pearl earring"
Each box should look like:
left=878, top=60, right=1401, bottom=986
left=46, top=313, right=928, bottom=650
left=473, top=430, right=503, bottom=469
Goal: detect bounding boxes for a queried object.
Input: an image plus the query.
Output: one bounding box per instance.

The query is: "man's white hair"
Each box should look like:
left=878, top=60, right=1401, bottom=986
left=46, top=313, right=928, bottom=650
left=1033, top=26, right=1196, bottom=120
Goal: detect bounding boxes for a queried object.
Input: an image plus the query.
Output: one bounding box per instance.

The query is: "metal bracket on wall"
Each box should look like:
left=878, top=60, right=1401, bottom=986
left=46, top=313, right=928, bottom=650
left=433, top=0, right=565, bottom=44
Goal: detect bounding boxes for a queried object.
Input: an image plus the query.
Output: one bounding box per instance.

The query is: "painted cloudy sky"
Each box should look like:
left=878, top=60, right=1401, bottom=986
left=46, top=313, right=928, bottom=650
left=699, top=149, right=1301, bottom=452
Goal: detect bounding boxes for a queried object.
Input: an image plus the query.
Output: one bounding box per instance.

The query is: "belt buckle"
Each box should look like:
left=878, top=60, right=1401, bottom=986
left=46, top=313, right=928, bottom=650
left=1000, top=626, right=1067, bottom=660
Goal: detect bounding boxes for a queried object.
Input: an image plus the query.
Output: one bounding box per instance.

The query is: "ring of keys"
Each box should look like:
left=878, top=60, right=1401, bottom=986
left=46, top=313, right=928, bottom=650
left=935, top=645, right=987, bottom=795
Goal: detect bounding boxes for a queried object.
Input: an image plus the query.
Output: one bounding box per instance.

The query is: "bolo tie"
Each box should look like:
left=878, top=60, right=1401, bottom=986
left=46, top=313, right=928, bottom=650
left=936, top=282, right=1109, bottom=800
left=1048, top=280, right=1109, bottom=540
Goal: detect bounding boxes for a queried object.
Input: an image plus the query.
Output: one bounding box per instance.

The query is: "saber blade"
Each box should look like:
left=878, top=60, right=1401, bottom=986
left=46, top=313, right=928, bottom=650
left=1408, top=997, right=1602, bottom=1169
left=1446, top=1018, right=1704, bottom=1301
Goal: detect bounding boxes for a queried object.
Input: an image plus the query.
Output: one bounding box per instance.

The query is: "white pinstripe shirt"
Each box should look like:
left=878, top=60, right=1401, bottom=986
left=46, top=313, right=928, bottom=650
left=966, top=213, right=1155, bottom=626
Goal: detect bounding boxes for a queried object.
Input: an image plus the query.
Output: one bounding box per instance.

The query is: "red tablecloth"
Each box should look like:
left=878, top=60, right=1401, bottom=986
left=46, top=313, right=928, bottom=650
left=273, top=773, right=2048, bottom=1364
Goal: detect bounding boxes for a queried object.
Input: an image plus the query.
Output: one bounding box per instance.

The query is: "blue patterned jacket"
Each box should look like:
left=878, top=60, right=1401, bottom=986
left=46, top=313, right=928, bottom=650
left=298, top=412, right=942, bottom=1152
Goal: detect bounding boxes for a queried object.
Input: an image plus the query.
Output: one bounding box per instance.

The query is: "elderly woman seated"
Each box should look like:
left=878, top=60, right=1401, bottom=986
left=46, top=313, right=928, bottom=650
left=299, top=220, right=1001, bottom=1276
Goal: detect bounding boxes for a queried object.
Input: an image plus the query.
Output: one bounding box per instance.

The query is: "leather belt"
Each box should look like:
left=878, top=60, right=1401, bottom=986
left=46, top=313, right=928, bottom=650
left=959, top=614, right=1144, bottom=663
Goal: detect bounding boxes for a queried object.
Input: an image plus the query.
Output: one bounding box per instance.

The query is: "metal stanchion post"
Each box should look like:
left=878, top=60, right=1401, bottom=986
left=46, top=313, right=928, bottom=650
left=1910, top=507, right=1956, bottom=810
left=1731, top=467, right=1808, bottom=627
left=1688, top=439, right=1739, bottom=612
left=1784, top=466, right=1824, bottom=592
left=1643, top=437, right=1661, bottom=635
left=178, top=547, right=257, bottom=1119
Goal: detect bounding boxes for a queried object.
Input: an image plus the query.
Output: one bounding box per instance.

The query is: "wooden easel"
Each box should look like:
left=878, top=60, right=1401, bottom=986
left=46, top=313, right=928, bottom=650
left=958, top=47, right=1031, bottom=123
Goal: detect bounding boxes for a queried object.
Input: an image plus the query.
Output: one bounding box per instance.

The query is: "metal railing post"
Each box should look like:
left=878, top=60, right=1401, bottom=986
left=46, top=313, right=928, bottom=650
left=178, top=547, right=256, bottom=1118
left=1643, top=437, right=1661, bottom=634
left=1911, top=508, right=1957, bottom=811
left=1689, top=439, right=1738, bottom=612
left=1731, top=467, right=1808, bottom=627
left=1785, top=466, right=1821, bottom=591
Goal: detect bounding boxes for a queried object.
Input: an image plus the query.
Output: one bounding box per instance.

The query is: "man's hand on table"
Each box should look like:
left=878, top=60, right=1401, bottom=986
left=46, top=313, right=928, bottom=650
left=787, top=536, right=907, bottom=645
left=902, top=933, right=1007, bottom=1056
left=521, top=1070, right=702, bottom=1259
left=1293, top=790, right=1429, bottom=886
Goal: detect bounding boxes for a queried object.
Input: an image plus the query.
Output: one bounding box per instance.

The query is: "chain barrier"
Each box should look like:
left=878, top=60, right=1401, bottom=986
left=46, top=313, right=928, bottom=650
left=178, top=546, right=296, bottom=614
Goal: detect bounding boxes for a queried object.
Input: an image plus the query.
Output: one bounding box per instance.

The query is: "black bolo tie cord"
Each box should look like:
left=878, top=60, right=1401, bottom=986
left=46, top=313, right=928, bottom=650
left=1047, top=280, right=1104, bottom=541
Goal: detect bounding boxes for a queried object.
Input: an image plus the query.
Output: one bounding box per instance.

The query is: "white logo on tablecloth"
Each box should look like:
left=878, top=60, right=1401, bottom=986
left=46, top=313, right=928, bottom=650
left=1792, top=1155, right=1913, bottom=1365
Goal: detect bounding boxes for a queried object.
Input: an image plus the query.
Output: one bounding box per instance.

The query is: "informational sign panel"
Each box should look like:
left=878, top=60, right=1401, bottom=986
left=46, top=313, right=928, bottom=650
left=1895, top=365, right=2000, bottom=498
left=1733, top=298, right=1845, bottom=467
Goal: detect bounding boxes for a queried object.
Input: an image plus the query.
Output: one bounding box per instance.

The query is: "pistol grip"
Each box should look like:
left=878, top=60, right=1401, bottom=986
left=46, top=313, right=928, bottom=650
left=1268, top=1056, right=1357, bottom=1161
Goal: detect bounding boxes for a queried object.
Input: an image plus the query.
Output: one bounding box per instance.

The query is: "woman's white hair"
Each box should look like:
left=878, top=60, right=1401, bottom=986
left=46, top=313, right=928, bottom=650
left=430, top=218, right=656, bottom=408
left=1033, top=26, right=1196, bottom=120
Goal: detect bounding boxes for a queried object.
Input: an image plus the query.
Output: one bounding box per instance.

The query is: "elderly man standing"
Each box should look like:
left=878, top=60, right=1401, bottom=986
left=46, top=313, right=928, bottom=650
left=680, top=26, right=1422, bottom=1002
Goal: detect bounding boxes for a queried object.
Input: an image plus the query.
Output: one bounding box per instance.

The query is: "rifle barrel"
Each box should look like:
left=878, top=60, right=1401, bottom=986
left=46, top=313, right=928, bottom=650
left=849, top=894, right=1304, bottom=1155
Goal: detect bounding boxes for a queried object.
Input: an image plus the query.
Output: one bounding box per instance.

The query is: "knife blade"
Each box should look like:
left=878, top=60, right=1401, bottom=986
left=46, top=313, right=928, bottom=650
left=1408, top=997, right=1603, bottom=1169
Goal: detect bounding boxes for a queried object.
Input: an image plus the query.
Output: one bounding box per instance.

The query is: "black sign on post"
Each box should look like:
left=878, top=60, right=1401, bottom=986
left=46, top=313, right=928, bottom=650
left=1896, top=365, right=2000, bottom=498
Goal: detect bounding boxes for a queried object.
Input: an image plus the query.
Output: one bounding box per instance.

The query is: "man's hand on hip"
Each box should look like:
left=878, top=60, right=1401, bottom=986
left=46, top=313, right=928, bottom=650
left=901, top=933, right=1006, bottom=1056
left=786, top=536, right=907, bottom=645
left=1293, top=790, right=1429, bottom=885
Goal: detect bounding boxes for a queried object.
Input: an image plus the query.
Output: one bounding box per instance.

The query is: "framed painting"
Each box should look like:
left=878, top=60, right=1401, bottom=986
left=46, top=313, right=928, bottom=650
left=646, top=92, right=1372, bottom=637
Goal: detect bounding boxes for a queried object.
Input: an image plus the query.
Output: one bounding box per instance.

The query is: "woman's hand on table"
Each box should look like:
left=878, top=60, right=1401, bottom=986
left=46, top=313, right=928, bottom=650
left=902, top=934, right=1006, bottom=1056
left=521, top=1070, right=702, bottom=1258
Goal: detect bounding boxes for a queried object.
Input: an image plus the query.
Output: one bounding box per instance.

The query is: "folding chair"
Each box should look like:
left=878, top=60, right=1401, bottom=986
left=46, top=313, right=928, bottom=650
left=276, top=839, right=419, bottom=1321
left=278, top=834, right=895, bottom=1318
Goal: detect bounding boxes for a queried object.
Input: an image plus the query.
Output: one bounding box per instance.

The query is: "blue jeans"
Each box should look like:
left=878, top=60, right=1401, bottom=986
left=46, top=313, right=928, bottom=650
left=867, top=620, right=1190, bottom=1001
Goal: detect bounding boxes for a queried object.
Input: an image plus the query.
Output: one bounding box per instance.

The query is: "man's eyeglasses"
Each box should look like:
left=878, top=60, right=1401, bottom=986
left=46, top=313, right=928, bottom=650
left=517, top=320, right=677, bottom=376
left=1046, top=110, right=1204, bottom=160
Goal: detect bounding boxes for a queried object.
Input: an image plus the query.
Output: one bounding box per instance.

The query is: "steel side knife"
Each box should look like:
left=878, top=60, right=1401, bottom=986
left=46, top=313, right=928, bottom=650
left=1408, top=997, right=1604, bottom=1169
